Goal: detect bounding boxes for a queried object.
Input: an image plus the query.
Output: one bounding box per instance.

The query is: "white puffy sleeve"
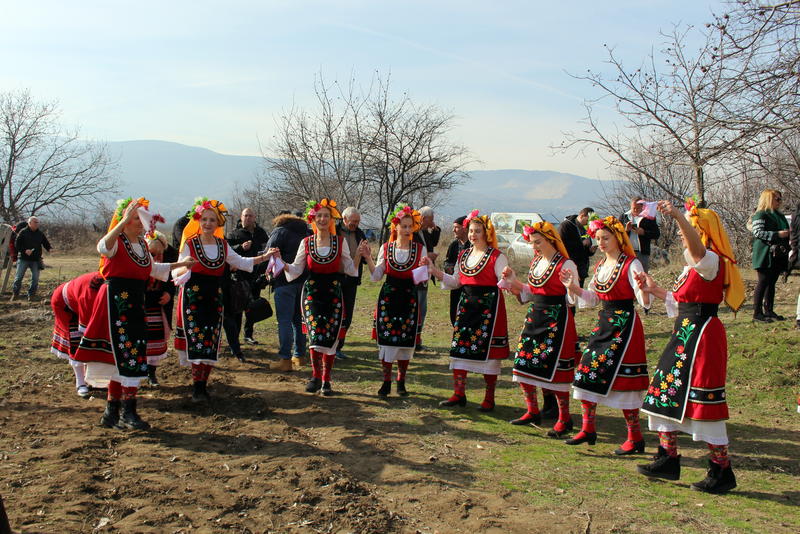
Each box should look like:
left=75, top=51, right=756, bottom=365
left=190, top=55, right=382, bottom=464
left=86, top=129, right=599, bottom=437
left=339, top=239, right=359, bottom=277
left=370, top=245, right=387, bottom=282
left=97, top=238, right=117, bottom=257
left=284, top=238, right=308, bottom=282
left=628, top=258, right=651, bottom=309
left=575, top=274, right=600, bottom=308
left=664, top=292, right=679, bottom=318
left=686, top=249, right=719, bottom=281
left=493, top=253, right=509, bottom=280
left=150, top=261, right=171, bottom=281
left=440, top=272, right=462, bottom=290
left=172, top=243, right=193, bottom=286
left=225, top=243, right=255, bottom=272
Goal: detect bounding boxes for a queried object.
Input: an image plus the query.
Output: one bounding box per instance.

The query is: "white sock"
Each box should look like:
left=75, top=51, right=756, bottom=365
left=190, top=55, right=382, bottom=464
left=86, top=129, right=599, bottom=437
left=70, top=360, right=87, bottom=388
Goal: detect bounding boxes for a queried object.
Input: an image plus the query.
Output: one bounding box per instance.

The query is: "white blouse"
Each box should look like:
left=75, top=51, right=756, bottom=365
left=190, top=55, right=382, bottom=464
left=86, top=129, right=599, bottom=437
left=664, top=250, right=720, bottom=318
left=284, top=237, right=359, bottom=282
left=370, top=244, right=428, bottom=282
left=576, top=256, right=651, bottom=309
left=97, top=237, right=170, bottom=282
left=440, top=248, right=508, bottom=290
left=520, top=257, right=579, bottom=303
left=171, top=241, right=255, bottom=283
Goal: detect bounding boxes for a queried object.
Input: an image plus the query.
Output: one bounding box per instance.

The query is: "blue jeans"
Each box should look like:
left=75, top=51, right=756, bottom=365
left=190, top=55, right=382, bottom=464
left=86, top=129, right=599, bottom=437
left=12, top=259, right=40, bottom=296
left=274, top=283, right=306, bottom=360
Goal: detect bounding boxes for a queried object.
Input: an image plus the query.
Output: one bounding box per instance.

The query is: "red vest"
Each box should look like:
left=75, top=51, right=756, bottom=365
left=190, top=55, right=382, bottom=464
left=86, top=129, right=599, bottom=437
left=101, top=234, right=152, bottom=280
left=673, top=258, right=724, bottom=304
left=305, top=235, right=342, bottom=274
left=187, top=236, right=227, bottom=277
left=527, top=254, right=568, bottom=296
left=458, top=247, right=501, bottom=286
left=383, top=242, right=423, bottom=279
left=592, top=254, right=635, bottom=301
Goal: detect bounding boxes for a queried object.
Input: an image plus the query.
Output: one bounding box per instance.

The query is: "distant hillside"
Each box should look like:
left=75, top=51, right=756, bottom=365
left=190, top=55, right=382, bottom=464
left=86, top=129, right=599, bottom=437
left=108, top=140, right=617, bottom=224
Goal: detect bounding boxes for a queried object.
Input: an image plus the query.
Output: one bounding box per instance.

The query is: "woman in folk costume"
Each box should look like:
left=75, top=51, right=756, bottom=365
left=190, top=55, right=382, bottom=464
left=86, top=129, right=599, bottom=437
left=50, top=271, right=104, bottom=398
left=360, top=204, right=426, bottom=397
left=424, top=210, right=509, bottom=411
left=284, top=198, right=360, bottom=396
left=143, top=231, right=177, bottom=387
left=500, top=222, right=578, bottom=437
left=174, top=198, right=277, bottom=403
left=635, top=199, right=744, bottom=494
left=560, top=215, right=651, bottom=453
left=74, top=198, right=194, bottom=430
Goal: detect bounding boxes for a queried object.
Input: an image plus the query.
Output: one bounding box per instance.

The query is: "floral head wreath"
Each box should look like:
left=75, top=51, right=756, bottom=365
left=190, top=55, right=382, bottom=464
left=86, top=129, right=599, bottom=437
left=587, top=215, right=635, bottom=257
left=101, top=196, right=162, bottom=273
left=522, top=221, right=570, bottom=258
left=387, top=203, right=422, bottom=239
left=463, top=209, right=498, bottom=249
left=188, top=197, right=228, bottom=226
left=304, top=198, right=342, bottom=223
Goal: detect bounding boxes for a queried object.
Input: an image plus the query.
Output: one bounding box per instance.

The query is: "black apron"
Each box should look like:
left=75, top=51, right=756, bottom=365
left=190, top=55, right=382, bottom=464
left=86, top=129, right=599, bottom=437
left=641, top=302, right=718, bottom=422
left=513, top=294, right=568, bottom=382
left=450, top=285, right=500, bottom=362
left=376, top=275, right=419, bottom=348
left=572, top=299, right=635, bottom=396
left=106, top=277, right=148, bottom=379
left=179, top=273, right=224, bottom=362
left=302, top=271, right=345, bottom=349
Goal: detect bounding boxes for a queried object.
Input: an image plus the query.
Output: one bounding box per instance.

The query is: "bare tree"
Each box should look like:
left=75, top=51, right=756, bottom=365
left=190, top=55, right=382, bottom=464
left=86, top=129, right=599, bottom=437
left=259, top=73, right=471, bottom=236
left=559, top=25, right=765, bottom=205
left=0, top=89, right=117, bottom=224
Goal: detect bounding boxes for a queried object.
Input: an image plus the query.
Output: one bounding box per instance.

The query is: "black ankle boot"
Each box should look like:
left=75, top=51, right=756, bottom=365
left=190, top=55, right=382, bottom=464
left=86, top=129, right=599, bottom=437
left=305, top=377, right=321, bottom=393
left=439, top=394, right=467, bottom=407
left=116, top=398, right=150, bottom=430
left=541, top=394, right=558, bottom=420
left=100, top=399, right=121, bottom=428
left=547, top=418, right=574, bottom=438
left=564, top=431, right=597, bottom=446
left=321, top=381, right=333, bottom=396
left=637, top=446, right=681, bottom=480
left=377, top=380, right=391, bottom=397
left=691, top=460, right=737, bottom=494
left=147, top=365, right=159, bottom=387
left=191, top=380, right=210, bottom=403
left=509, top=411, right=542, bottom=426
left=396, top=380, right=408, bottom=396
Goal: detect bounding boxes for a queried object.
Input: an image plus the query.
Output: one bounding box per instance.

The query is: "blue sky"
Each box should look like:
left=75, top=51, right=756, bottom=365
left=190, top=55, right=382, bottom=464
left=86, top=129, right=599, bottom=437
left=1, top=0, right=725, bottom=178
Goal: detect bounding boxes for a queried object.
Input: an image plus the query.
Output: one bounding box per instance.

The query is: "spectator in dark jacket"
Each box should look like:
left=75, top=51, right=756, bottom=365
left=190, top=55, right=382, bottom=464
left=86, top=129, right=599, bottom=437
left=12, top=216, right=51, bottom=300
left=443, top=215, right=469, bottom=325
left=226, top=208, right=270, bottom=344
left=171, top=214, right=190, bottom=250
left=751, top=189, right=790, bottom=322
left=413, top=206, right=441, bottom=350
left=559, top=207, right=596, bottom=287
left=267, top=213, right=309, bottom=371
left=336, top=207, right=367, bottom=359
left=619, top=197, right=660, bottom=272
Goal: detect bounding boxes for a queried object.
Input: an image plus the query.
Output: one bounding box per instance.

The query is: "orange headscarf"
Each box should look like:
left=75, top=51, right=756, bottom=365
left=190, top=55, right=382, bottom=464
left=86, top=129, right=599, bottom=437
left=587, top=216, right=636, bottom=258
left=523, top=221, right=570, bottom=259
left=179, top=198, right=228, bottom=252
left=685, top=204, right=745, bottom=312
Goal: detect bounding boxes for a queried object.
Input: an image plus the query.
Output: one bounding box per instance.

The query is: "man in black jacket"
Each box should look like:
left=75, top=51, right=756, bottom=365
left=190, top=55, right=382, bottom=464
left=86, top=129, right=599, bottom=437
left=266, top=212, right=308, bottom=372
left=12, top=216, right=51, bottom=301
left=226, top=208, right=270, bottom=344
left=559, top=207, right=595, bottom=288
left=443, top=216, right=469, bottom=325
left=336, top=207, right=367, bottom=359
left=619, top=197, right=660, bottom=272
left=414, top=206, right=441, bottom=351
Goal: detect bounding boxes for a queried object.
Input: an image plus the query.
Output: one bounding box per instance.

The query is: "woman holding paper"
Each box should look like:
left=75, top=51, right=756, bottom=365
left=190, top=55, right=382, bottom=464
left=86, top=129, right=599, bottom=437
left=360, top=204, right=427, bottom=397
left=500, top=222, right=578, bottom=437
left=560, top=216, right=651, bottom=454
left=173, top=198, right=276, bottom=403
left=424, top=210, right=509, bottom=411
left=74, top=198, right=195, bottom=430
left=283, top=198, right=360, bottom=396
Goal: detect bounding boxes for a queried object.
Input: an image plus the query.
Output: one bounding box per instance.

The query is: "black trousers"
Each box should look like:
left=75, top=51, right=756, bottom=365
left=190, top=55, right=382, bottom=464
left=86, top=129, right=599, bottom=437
left=339, top=276, right=359, bottom=350
left=223, top=313, right=242, bottom=355
left=754, top=263, right=783, bottom=315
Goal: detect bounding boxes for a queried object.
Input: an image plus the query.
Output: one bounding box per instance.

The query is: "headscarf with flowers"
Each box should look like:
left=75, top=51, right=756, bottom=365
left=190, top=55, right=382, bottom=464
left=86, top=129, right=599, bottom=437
left=304, top=198, right=341, bottom=234
left=587, top=215, right=636, bottom=257
left=179, top=197, right=228, bottom=252
left=387, top=203, right=421, bottom=241
left=463, top=209, right=498, bottom=249
left=522, top=221, right=570, bottom=259
left=684, top=198, right=745, bottom=312
left=100, top=196, right=163, bottom=272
